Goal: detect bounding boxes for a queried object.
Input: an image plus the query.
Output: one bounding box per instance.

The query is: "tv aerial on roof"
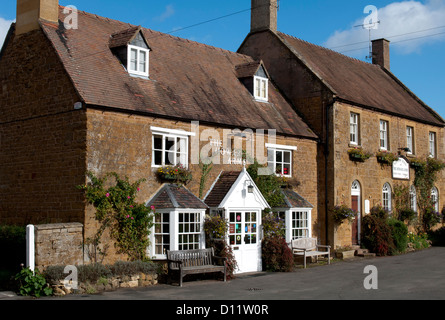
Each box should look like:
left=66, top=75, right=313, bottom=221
left=354, top=5, right=381, bottom=61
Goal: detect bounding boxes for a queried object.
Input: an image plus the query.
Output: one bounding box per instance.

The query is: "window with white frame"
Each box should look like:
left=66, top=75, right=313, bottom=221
left=151, top=127, right=191, bottom=168
left=382, top=183, right=392, bottom=212
left=431, top=187, right=439, bottom=212
left=406, top=127, right=414, bottom=154
left=350, top=113, right=359, bottom=145
left=267, top=147, right=293, bottom=177
left=291, top=210, right=310, bottom=239
left=254, top=76, right=268, bottom=101
left=380, top=120, right=389, bottom=150
left=128, top=45, right=149, bottom=77
left=429, top=132, right=437, bottom=158
left=151, top=210, right=205, bottom=259
left=154, top=212, right=170, bottom=255
left=178, top=212, right=202, bottom=250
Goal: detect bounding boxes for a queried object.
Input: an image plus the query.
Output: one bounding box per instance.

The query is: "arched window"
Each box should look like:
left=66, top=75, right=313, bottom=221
left=431, top=187, right=439, bottom=212
left=410, top=185, right=417, bottom=213
left=382, top=183, right=392, bottom=212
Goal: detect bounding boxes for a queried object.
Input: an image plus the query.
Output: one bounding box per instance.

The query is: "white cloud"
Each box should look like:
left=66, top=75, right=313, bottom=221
left=324, top=0, right=445, bottom=56
left=0, top=17, right=14, bottom=49
left=153, top=4, right=175, bottom=22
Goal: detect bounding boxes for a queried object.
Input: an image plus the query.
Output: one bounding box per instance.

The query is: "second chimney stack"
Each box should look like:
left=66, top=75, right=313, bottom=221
left=372, top=38, right=391, bottom=70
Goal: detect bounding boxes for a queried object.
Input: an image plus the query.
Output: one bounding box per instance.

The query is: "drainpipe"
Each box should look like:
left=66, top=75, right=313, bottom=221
left=324, top=100, right=335, bottom=246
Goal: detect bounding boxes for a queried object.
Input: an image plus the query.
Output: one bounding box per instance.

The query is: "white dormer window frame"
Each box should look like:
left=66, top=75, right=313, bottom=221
left=254, top=75, right=268, bottom=102
left=128, top=44, right=150, bottom=77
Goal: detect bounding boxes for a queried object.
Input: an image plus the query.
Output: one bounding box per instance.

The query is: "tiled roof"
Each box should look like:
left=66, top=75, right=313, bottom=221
left=204, top=171, right=241, bottom=208
left=147, top=184, right=208, bottom=210
left=276, top=32, right=445, bottom=126
left=275, top=189, right=313, bottom=209
left=109, top=25, right=143, bottom=48
left=235, top=61, right=266, bottom=79
left=38, top=7, right=318, bottom=139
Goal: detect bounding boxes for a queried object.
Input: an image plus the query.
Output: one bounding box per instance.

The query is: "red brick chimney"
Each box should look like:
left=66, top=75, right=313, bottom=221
left=16, top=0, right=59, bottom=36
left=251, top=0, right=278, bottom=33
left=372, top=38, right=390, bottom=70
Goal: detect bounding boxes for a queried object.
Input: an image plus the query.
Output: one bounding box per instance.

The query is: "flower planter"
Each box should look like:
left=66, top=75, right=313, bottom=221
left=348, top=149, right=372, bottom=162
left=335, top=250, right=355, bottom=260
left=349, top=154, right=366, bottom=162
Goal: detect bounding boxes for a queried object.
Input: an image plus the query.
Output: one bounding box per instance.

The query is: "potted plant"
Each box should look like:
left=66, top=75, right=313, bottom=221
left=347, top=147, right=372, bottom=162
left=376, top=150, right=399, bottom=165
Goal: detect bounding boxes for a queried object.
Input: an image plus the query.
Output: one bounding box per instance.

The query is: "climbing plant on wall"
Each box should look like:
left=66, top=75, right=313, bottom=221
left=78, top=172, right=155, bottom=261
left=247, top=160, right=285, bottom=208
left=412, top=157, right=445, bottom=232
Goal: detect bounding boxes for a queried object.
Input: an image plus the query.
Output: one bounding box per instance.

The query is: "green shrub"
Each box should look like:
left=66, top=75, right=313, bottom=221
left=261, top=212, right=293, bottom=272
left=0, top=225, right=26, bottom=271
left=361, top=214, right=394, bottom=256
left=428, top=227, right=445, bottom=246
left=262, top=235, right=294, bottom=272
left=15, top=267, right=53, bottom=298
left=45, top=260, right=159, bottom=284
left=108, top=260, right=159, bottom=278
left=203, top=215, right=237, bottom=279
left=370, top=205, right=389, bottom=220
left=408, top=232, right=430, bottom=250
left=387, top=218, right=408, bottom=254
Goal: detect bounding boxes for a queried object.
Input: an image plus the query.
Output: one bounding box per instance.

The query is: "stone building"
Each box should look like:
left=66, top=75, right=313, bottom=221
left=0, top=0, right=319, bottom=272
left=239, top=0, right=445, bottom=248
left=1, top=0, right=444, bottom=272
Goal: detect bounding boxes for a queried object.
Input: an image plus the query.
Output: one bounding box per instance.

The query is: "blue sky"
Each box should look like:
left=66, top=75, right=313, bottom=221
left=1, top=0, right=445, bottom=119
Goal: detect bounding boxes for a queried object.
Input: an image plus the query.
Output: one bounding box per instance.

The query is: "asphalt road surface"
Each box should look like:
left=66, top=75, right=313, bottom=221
left=49, top=246, right=445, bottom=301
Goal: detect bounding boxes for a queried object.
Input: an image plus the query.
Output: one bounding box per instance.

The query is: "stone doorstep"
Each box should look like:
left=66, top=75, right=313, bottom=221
left=357, top=252, right=377, bottom=258
left=355, top=248, right=369, bottom=255
left=354, top=248, right=376, bottom=258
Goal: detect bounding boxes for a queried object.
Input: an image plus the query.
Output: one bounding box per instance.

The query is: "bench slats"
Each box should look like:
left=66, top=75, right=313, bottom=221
left=167, top=248, right=227, bottom=287
left=291, top=238, right=331, bottom=269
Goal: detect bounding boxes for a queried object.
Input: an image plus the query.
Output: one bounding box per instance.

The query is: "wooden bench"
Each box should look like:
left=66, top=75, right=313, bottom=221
left=167, top=248, right=227, bottom=287
left=291, top=238, right=331, bottom=269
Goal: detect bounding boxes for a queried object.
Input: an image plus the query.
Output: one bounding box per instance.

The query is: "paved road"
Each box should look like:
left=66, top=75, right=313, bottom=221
left=51, top=246, right=445, bottom=301
left=3, top=246, right=445, bottom=314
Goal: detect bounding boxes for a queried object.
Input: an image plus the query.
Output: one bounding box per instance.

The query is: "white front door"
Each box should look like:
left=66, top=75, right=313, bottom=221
left=228, top=211, right=262, bottom=274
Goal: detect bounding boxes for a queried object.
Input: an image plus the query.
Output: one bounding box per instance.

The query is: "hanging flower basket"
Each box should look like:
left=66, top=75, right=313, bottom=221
left=332, top=205, right=357, bottom=225
left=348, top=148, right=372, bottom=162
left=409, top=158, right=426, bottom=170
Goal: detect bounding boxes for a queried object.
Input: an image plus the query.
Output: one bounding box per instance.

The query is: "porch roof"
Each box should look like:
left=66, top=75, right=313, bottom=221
left=275, top=189, right=313, bottom=209
left=146, top=184, right=208, bottom=210
left=204, top=171, right=241, bottom=208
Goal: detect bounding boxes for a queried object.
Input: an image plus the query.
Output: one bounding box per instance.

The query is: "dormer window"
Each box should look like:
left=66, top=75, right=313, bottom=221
left=128, top=45, right=149, bottom=77
left=110, top=26, right=150, bottom=78
left=254, top=75, right=268, bottom=101
left=235, top=60, right=270, bottom=103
